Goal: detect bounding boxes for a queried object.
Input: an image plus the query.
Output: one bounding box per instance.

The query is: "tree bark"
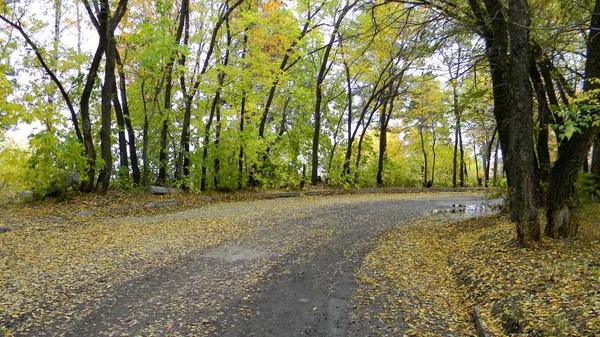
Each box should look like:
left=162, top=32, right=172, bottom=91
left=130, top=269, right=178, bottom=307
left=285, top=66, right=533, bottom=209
left=377, top=91, right=397, bottom=187
left=529, top=52, right=551, bottom=187
left=78, top=3, right=108, bottom=191
left=419, top=123, right=428, bottom=186
left=507, top=0, right=540, bottom=243
left=96, top=0, right=128, bottom=193
left=459, top=126, right=465, bottom=187
left=452, top=82, right=460, bottom=187
left=545, top=0, right=600, bottom=238
left=592, top=135, right=600, bottom=175
left=178, top=0, right=244, bottom=185
left=115, top=49, right=140, bottom=185
left=112, top=81, right=129, bottom=176
left=312, top=3, right=356, bottom=186
left=484, top=128, right=496, bottom=187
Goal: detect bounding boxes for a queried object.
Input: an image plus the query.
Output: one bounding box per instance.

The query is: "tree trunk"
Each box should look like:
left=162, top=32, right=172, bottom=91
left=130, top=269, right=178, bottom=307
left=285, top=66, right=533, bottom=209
left=201, top=75, right=223, bottom=191
left=592, top=135, right=600, bottom=175
left=473, top=143, right=479, bottom=186
left=376, top=99, right=390, bottom=187
left=312, top=3, right=355, bottom=186
left=159, top=0, right=188, bottom=186
left=452, top=84, right=460, bottom=187
left=529, top=49, right=551, bottom=187
left=459, top=127, right=465, bottom=187
left=239, top=92, right=246, bottom=190
left=112, top=82, right=129, bottom=176
left=115, top=49, right=140, bottom=185
left=158, top=77, right=171, bottom=186
left=419, top=124, right=428, bottom=187
left=493, top=139, right=499, bottom=185
left=174, top=0, right=191, bottom=183
left=431, top=123, right=437, bottom=187
left=546, top=0, right=600, bottom=238
left=96, top=0, right=127, bottom=193
left=484, top=129, right=497, bottom=187
left=343, top=60, right=353, bottom=181
left=507, top=0, right=540, bottom=243
left=141, top=80, right=150, bottom=186
left=214, top=99, right=222, bottom=189
left=96, top=22, right=115, bottom=193
left=78, top=6, right=108, bottom=191
left=354, top=102, right=378, bottom=184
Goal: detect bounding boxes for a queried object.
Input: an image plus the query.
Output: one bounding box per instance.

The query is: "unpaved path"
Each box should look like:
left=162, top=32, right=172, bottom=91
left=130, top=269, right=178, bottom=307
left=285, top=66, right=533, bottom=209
left=22, top=194, right=489, bottom=336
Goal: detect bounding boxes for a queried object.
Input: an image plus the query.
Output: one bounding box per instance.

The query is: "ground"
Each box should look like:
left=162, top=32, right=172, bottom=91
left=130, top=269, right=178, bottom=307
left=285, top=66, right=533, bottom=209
left=1, top=191, right=598, bottom=336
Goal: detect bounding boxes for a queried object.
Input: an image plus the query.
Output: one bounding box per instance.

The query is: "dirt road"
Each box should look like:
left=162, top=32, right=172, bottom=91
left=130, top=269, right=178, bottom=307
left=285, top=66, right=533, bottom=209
left=17, top=194, right=490, bottom=336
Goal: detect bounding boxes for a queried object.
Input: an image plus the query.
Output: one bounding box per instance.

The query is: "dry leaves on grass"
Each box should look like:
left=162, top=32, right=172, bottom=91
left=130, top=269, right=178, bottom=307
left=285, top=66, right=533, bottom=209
left=451, top=215, right=600, bottom=336
left=353, top=207, right=600, bottom=337
left=352, top=216, right=477, bottom=336
left=0, top=208, right=255, bottom=336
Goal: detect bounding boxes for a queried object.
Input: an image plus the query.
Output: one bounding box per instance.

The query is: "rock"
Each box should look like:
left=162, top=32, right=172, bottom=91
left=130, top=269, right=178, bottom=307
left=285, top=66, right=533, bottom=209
left=148, top=186, right=184, bottom=195
left=76, top=210, right=94, bottom=217
left=109, top=205, right=143, bottom=212
left=473, top=306, right=491, bottom=337
left=145, top=201, right=178, bottom=208
left=63, top=172, right=79, bottom=188
left=304, top=191, right=324, bottom=196
left=492, top=297, right=524, bottom=334
left=260, top=192, right=301, bottom=198
left=37, top=172, right=80, bottom=198
left=0, top=227, right=11, bottom=234
left=18, top=191, right=34, bottom=201
left=356, top=188, right=379, bottom=194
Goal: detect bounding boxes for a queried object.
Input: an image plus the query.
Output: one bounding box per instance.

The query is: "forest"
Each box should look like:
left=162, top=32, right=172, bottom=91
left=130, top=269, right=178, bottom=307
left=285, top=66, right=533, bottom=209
left=0, top=0, right=598, bottom=243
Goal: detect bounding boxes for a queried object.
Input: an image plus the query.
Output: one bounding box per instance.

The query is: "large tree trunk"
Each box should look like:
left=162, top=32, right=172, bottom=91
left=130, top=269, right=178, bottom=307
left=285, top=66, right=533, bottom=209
left=546, top=0, right=600, bottom=238
left=467, top=0, right=539, bottom=243
left=174, top=0, right=191, bottom=183
left=96, top=0, right=127, bottom=192
left=507, top=0, right=540, bottom=243
left=96, top=22, right=115, bottom=193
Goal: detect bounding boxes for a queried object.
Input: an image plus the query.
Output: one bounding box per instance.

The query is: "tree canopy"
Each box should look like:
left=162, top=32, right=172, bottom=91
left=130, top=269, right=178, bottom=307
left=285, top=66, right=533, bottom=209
left=1, top=0, right=599, bottom=243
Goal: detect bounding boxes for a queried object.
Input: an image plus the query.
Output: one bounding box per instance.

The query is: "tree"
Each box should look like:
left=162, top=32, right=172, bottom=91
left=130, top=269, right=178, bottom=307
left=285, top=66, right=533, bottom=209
left=311, top=0, right=358, bottom=186
left=545, top=0, right=600, bottom=238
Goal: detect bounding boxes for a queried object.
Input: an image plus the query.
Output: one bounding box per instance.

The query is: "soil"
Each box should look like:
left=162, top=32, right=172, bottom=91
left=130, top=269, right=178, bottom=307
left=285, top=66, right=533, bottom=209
left=13, top=194, right=490, bottom=336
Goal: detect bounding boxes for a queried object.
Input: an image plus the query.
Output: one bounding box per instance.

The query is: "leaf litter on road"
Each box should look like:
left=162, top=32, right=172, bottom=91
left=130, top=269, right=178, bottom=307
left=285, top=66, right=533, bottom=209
left=0, top=190, right=485, bottom=336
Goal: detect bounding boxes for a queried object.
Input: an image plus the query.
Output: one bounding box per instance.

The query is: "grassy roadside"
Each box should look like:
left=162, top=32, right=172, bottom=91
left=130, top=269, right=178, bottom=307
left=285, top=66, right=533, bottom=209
left=353, top=205, right=600, bottom=336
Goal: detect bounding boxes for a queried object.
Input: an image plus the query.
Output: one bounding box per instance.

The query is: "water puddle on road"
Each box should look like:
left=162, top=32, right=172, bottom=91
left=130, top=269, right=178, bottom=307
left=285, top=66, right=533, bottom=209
left=429, top=201, right=501, bottom=218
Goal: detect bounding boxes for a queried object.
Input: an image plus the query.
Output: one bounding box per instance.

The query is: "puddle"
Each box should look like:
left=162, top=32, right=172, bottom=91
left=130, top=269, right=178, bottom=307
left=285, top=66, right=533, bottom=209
left=202, top=246, right=271, bottom=262
left=429, top=200, right=501, bottom=217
